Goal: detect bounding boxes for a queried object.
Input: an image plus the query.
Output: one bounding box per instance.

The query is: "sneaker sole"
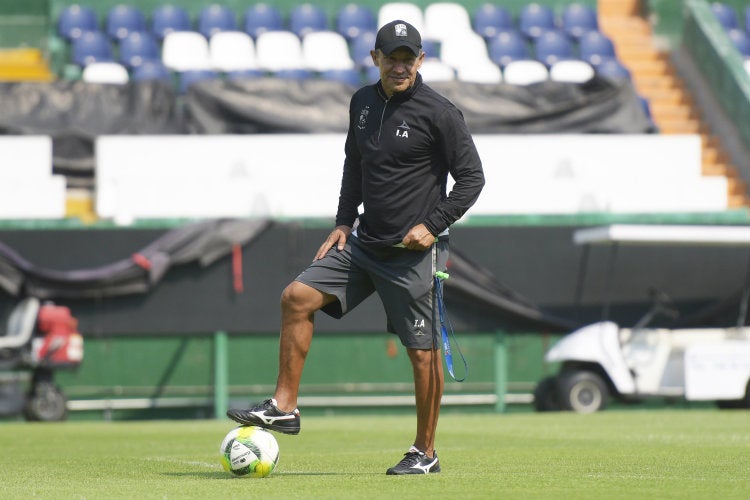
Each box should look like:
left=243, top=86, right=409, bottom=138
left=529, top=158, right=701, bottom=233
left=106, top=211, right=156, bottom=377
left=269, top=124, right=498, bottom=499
left=226, top=410, right=300, bottom=435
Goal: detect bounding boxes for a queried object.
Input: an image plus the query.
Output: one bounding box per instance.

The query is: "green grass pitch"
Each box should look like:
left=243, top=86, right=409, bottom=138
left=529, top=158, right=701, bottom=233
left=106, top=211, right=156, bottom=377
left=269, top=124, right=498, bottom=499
left=1, top=410, right=748, bottom=499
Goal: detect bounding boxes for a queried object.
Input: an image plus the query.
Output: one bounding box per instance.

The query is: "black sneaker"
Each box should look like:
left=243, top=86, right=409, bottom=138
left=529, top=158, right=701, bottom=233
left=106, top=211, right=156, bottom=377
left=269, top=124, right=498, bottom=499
left=386, top=446, right=441, bottom=475
left=226, top=398, right=301, bottom=435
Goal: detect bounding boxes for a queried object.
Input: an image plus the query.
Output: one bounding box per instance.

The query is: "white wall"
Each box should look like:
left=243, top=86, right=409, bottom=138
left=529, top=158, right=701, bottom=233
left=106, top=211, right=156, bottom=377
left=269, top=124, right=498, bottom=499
left=0, top=136, right=67, bottom=219
left=94, top=133, right=727, bottom=221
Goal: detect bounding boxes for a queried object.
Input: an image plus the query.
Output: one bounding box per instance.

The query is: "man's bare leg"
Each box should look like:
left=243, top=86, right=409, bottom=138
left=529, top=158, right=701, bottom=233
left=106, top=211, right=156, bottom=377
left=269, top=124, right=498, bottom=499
left=408, top=347, right=444, bottom=458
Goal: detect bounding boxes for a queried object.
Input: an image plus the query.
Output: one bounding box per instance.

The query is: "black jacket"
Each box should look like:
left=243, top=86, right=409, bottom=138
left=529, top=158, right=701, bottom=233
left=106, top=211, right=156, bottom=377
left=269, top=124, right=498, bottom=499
left=336, top=73, right=485, bottom=247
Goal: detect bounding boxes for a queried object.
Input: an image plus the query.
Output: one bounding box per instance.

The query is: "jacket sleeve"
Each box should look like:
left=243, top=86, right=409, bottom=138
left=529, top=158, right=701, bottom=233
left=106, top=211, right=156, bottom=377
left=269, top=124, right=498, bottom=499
left=423, top=106, right=485, bottom=235
left=335, top=102, right=363, bottom=228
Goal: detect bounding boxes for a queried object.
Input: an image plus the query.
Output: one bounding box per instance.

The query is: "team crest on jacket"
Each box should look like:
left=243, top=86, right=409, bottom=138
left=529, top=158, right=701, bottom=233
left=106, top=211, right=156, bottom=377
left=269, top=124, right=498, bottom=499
left=357, top=106, right=370, bottom=130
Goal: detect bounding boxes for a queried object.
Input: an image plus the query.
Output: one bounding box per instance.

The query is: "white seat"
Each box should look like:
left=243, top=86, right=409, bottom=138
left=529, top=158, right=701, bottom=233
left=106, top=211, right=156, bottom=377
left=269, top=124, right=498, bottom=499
left=302, top=31, right=355, bottom=71
left=440, top=32, right=494, bottom=73
left=82, top=62, right=129, bottom=84
left=255, top=30, right=306, bottom=71
left=162, top=31, right=212, bottom=71
left=423, top=3, right=472, bottom=43
left=378, top=2, right=424, bottom=32
left=744, top=58, right=750, bottom=75
left=209, top=31, right=257, bottom=71
left=549, top=60, right=595, bottom=83
left=502, top=60, right=549, bottom=85
left=457, top=63, right=502, bottom=83
left=418, top=59, right=455, bottom=81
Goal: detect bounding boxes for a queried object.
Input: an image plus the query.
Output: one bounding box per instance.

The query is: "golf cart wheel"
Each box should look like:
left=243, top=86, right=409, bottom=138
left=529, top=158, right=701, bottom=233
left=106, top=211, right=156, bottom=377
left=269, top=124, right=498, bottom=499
left=557, top=370, right=609, bottom=414
left=24, top=382, right=68, bottom=422
left=533, top=376, right=561, bottom=412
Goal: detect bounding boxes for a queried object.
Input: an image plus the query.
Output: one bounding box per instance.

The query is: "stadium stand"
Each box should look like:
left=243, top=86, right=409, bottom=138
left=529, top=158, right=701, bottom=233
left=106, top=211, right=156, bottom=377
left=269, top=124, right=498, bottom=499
left=81, top=61, right=129, bottom=84
left=161, top=31, right=211, bottom=71
left=519, top=2, right=556, bottom=40
left=105, top=4, right=147, bottom=42
left=242, top=3, right=283, bottom=38
left=71, top=31, right=114, bottom=67
left=472, top=4, right=513, bottom=40
left=208, top=31, right=258, bottom=72
left=561, top=2, right=598, bottom=40
left=57, top=4, right=98, bottom=41
left=118, top=31, right=161, bottom=69
left=336, top=3, right=377, bottom=41
left=150, top=4, right=191, bottom=40
left=290, top=3, right=329, bottom=37
left=197, top=4, right=237, bottom=38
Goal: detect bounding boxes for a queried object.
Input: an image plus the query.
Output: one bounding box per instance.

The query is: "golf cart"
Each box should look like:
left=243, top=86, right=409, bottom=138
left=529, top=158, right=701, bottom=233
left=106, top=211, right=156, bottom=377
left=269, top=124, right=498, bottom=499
left=534, top=225, right=750, bottom=413
left=0, top=297, right=83, bottom=421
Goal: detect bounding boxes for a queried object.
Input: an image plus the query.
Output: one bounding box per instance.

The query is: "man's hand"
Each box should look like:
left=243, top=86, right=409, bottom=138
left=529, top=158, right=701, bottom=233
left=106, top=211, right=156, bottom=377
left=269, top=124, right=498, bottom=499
left=401, top=223, right=436, bottom=251
left=315, top=225, right=352, bottom=260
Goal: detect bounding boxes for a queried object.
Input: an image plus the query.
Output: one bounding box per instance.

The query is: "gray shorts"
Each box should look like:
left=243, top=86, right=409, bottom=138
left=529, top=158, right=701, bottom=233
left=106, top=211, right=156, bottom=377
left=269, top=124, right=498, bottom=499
left=295, top=235, right=450, bottom=349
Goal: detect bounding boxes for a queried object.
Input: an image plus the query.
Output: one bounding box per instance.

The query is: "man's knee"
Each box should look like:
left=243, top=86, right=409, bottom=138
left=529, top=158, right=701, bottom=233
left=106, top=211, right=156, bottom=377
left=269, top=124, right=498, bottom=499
left=281, top=280, right=330, bottom=314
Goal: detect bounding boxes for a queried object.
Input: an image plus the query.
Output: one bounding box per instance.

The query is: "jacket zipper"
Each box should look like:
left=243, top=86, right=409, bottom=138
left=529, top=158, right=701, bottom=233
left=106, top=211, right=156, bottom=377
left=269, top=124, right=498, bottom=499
left=377, top=98, right=389, bottom=143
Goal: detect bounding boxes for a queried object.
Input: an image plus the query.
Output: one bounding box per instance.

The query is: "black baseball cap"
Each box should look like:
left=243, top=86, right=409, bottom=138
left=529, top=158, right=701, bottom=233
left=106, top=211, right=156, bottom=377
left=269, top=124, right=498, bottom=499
left=375, top=20, right=422, bottom=56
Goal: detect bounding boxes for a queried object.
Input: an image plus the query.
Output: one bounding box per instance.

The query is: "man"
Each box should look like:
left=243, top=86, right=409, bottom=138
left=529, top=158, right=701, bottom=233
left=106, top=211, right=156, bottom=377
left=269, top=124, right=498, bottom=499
left=228, top=20, right=484, bottom=475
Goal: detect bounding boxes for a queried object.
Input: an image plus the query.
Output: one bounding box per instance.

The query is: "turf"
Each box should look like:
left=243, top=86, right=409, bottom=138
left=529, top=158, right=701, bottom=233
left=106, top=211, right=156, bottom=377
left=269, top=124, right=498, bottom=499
left=1, top=410, right=748, bottom=499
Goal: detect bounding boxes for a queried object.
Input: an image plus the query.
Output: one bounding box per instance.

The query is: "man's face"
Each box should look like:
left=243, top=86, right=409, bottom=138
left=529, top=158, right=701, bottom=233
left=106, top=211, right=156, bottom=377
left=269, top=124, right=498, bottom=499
left=371, top=47, right=424, bottom=97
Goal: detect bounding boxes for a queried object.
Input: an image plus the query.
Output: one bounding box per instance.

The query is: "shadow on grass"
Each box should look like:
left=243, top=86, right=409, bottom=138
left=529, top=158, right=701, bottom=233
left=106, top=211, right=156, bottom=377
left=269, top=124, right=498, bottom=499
left=163, top=471, right=371, bottom=479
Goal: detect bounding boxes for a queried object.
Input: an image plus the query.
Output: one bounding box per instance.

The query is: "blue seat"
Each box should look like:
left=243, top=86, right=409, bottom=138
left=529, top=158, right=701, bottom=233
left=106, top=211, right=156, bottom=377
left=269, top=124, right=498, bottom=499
left=119, top=31, right=160, bottom=68
left=151, top=4, right=191, bottom=40
left=710, top=2, right=738, bottom=30
left=472, top=4, right=513, bottom=40
left=561, top=3, right=598, bottom=40
left=179, top=69, right=219, bottom=93
left=420, top=39, right=438, bottom=59
left=365, top=64, right=380, bottom=82
left=198, top=4, right=237, bottom=39
left=488, top=30, right=530, bottom=68
left=275, top=68, right=314, bottom=80
left=746, top=6, right=750, bottom=33
left=321, top=67, right=362, bottom=86
left=579, top=30, right=616, bottom=66
left=106, top=5, right=146, bottom=42
left=290, top=4, right=328, bottom=37
left=728, top=28, right=750, bottom=57
left=336, top=4, right=376, bottom=41
left=534, top=30, right=573, bottom=66
left=519, top=3, right=556, bottom=40
left=57, top=5, right=98, bottom=41
left=226, top=68, right=266, bottom=80
left=132, top=60, right=172, bottom=82
left=71, top=30, right=113, bottom=66
left=243, top=4, right=283, bottom=38
left=351, top=31, right=376, bottom=67
left=595, top=58, right=630, bottom=80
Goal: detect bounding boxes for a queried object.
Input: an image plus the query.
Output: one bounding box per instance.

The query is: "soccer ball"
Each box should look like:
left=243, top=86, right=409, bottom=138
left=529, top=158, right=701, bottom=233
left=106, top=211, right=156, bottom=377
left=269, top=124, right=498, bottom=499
left=220, top=426, right=280, bottom=477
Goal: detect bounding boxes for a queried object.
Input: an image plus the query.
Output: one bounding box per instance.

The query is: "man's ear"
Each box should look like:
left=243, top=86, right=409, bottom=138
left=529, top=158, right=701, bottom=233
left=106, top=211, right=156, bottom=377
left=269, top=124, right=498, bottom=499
left=370, top=50, right=380, bottom=67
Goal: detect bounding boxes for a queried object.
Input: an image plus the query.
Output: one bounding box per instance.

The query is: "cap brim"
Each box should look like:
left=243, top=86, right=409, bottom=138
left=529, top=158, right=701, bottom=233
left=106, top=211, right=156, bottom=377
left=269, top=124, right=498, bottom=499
left=379, top=41, right=421, bottom=56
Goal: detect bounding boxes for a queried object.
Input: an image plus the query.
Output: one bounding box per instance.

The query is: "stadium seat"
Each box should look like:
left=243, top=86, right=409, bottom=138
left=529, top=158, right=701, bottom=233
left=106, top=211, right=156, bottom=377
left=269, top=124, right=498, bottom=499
left=119, top=31, right=160, bottom=69
left=744, top=58, right=750, bottom=75
left=255, top=31, right=306, bottom=71
left=502, top=59, right=548, bottom=85
left=456, top=63, right=502, bottom=83
left=579, top=30, right=616, bottom=66
left=106, top=5, right=146, bottom=42
left=419, top=59, right=456, bottom=82
left=198, top=4, right=237, bottom=39
left=534, top=30, right=574, bottom=67
left=302, top=31, right=355, bottom=71
left=440, top=32, right=494, bottom=74
left=746, top=6, right=750, bottom=33
left=57, top=5, right=99, bottom=41
left=595, top=58, right=631, bottom=80
left=209, top=31, right=257, bottom=71
left=71, top=31, right=113, bottom=67
left=178, top=69, right=219, bottom=93
left=131, top=60, right=172, bottom=82
left=82, top=61, right=129, bottom=84
left=274, top=68, right=314, bottom=80
left=365, top=64, right=381, bottom=82
left=162, top=31, right=212, bottom=71
left=488, top=30, right=530, bottom=68
left=378, top=3, right=424, bottom=32
left=151, top=4, right=191, bottom=40
left=561, top=3, right=598, bottom=40
left=336, top=4, right=376, bottom=41
left=321, top=67, right=363, bottom=86
left=472, top=4, right=513, bottom=40
left=243, top=4, right=283, bottom=38
left=420, top=39, right=438, bottom=59
left=290, top=3, right=329, bottom=37
left=549, top=59, right=595, bottom=83
left=519, top=3, right=556, bottom=40
left=710, top=2, right=738, bottom=30
left=423, top=3, right=473, bottom=43
left=351, top=31, right=377, bottom=66
left=727, top=29, right=750, bottom=57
